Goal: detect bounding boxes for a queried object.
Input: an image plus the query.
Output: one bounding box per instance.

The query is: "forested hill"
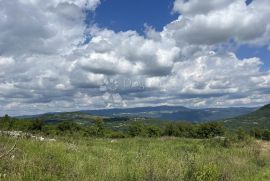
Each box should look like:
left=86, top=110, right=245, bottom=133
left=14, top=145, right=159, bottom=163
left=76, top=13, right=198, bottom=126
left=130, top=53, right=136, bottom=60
left=18, top=105, right=256, bottom=122
left=224, top=104, right=270, bottom=129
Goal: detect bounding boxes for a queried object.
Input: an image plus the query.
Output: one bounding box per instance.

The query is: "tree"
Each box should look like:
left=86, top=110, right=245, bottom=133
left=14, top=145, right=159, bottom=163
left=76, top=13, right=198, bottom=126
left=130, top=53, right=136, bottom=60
left=236, top=128, right=248, bottom=141
left=164, top=123, right=176, bottom=136
left=1, top=114, right=14, bottom=130
left=250, top=128, right=263, bottom=139
left=128, top=122, right=146, bottom=137
left=3, top=114, right=10, bottom=122
left=95, top=118, right=105, bottom=137
left=57, top=121, right=81, bottom=133
left=196, top=122, right=225, bottom=139
left=146, top=126, right=162, bottom=137
left=28, top=120, right=44, bottom=131
left=262, top=130, right=270, bottom=141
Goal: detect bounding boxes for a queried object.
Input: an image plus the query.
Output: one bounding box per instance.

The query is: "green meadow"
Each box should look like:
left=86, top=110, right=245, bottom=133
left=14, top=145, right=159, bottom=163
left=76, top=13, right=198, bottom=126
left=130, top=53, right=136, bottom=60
left=0, top=136, right=270, bottom=181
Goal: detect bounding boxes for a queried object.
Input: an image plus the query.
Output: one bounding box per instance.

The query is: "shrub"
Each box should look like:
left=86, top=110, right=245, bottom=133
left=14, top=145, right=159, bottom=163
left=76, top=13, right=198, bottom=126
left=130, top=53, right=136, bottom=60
left=163, top=123, right=177, bottom=136
left=105, top=131, right=127, bottom=138
left=146, top=126, right=162, bottom=137
left=250, top=128, right=263, bottom=139
left=94, top=118, right=105, bottom=137
left=0, top=114, right=14, bottom=130
left=28, top=120, right=45, bottom=131
left=57, top=121, right=81, bottom=133
left=128, top=122, right=146, bottom=137
left=262, top=130, right=270, bottom=141
left=236, top=128, right=249, bottom=141
left=196, top=122, right=225, bottom=139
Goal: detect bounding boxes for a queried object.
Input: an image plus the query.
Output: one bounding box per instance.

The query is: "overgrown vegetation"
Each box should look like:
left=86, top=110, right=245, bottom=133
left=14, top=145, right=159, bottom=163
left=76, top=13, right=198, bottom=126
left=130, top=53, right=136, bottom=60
left=1, top=113, right=270, bottom=180
left=224, top=104, right=270, bottom=129
left=1, top=114, right=270, bottom=141
left=0, top=136, right=269, bottom=180
left=0, top=115, right=226, bottom=139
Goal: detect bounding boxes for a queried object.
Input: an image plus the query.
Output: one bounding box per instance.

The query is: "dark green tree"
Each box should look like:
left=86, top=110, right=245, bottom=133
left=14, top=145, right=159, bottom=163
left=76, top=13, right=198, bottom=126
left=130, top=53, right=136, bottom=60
left=28, top=120, right=45, bottom=131
left=128, top=122, right=146, bottom=137
left=262, top=130, right=270, bottom=141
left=236, top=128, right=248, bottom=141
left=146, top=126, right=162, bottom=137
left=95, top=118, right=105, bottom=137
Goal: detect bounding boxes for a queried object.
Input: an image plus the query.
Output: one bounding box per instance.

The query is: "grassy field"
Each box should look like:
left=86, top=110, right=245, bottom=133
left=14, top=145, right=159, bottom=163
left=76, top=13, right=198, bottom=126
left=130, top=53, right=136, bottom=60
left=0, top=136, right=270, bottom=181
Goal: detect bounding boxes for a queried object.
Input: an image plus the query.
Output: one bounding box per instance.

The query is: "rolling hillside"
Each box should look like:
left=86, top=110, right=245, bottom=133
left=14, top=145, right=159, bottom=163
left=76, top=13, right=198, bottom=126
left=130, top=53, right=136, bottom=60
left=80, top=106, right=256, bottom=122
left=17, top=106, right=256, bottom=124
left=18, top=111, right=165, bottom=130
left=224, top=104, right=270, bottom=129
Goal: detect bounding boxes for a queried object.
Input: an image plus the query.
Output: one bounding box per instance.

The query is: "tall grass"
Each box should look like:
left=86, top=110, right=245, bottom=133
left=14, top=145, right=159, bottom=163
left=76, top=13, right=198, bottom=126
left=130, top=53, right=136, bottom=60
left=0, top=136, right=269, bottom=181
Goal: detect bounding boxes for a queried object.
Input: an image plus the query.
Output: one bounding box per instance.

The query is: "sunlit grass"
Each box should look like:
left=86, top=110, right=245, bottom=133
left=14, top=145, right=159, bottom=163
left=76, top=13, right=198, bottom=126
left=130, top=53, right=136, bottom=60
left=0, top=137, right=269, bottom=180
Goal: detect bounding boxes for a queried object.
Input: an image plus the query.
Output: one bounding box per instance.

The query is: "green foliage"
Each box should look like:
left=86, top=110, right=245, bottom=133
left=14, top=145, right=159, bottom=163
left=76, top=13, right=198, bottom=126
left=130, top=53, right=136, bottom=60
left=0, top=137, right=269, bottom=180
left=163, top=122, right=225, bottom=139
left=1, top=113, right=269, bottom=143
left=250, top=128, right=263, bottom=139
left=57, top=121, right=82, bottom=133
left=236, top=128, right=249, bottom=141
left=0, top=114, right=14, bottom=130
left=163, top=122, right=196, bottom=137
left=163, top=122, right=175, bottom=136
left=95, top=118, right=105, bottom=136
left=3, top=114, right=10, bottom=122
left=184, top=163, right=220, bottom=181
left=145, top=125, right=162, bottom=137
left=224, top=103, right=270, bottom=129
left=262, top=130, right=270, bottom=141
left=249, top=128, right=270, bottom=141
left=105, top=130, right=127, bottom=138
left=84, top=118, right=105, bottom=137
left=28, top=120, right=44, bottom=131
left=196, top=122, right=225, bottom=138
left=128, top=122, right=147, bottom=137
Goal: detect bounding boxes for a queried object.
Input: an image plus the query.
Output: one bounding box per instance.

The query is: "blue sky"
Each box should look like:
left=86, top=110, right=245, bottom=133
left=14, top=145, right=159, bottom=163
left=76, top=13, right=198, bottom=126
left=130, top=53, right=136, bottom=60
left=92, top=0, right=178, bottom=34
left=236, top=45, right=270, bottom=71
left=1, top=0, right=270, bottom=115
left=90, top=0, right=269, bottom=71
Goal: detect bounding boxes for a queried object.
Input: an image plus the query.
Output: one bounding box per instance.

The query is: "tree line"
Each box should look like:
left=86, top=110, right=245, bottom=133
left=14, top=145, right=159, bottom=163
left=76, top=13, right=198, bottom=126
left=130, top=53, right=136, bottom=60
left=0, top=114, right=270, bottom=141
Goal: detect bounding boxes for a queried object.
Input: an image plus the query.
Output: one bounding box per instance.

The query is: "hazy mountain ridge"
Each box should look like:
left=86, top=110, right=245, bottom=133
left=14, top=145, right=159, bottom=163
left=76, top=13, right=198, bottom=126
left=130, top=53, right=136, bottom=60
left=17, top=105, right=256, bottom=122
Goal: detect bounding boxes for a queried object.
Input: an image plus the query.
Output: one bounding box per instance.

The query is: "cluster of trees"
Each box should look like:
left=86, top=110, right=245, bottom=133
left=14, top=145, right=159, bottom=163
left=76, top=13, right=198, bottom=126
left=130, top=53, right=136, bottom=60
left=0, top=115, right=224, bottom=139
left=128, top=122, right=225, bottom=139
left=250, top=128, right=270, bottom=141
left=0, top=114, right=14, bottom=130
left=1, top=114, right=270, bottom=141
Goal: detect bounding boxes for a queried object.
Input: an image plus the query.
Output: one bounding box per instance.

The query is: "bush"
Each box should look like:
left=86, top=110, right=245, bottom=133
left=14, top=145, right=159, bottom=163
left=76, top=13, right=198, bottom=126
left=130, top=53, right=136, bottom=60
left=146, top=126, right=162, bottom=137
left=0, top=114, right=14, bottom=130
left=57, top=121, right=82, bottom=133
left=262, top=130, right=270, bottom=141
left=163, top=123, right=176, bottom=136
left=250, top=128, right=263, bottom=139
left=128, top=122, right=146, bottom=137
left=105, top=131, right=127, bottom=138
left=86, top=119, right=105, bottom=137
left=28, top=120, right=44, bottom=131
left=196, top=122, right=225, bottom=139
left=94, top=118, right=105, bottom=137
left=236, top=128, right=248, bottom=141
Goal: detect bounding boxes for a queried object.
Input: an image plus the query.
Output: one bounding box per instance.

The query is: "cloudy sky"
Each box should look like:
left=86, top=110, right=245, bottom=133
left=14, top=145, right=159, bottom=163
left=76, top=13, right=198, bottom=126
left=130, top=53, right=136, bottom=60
left=1, top=0, right=270, bottom=115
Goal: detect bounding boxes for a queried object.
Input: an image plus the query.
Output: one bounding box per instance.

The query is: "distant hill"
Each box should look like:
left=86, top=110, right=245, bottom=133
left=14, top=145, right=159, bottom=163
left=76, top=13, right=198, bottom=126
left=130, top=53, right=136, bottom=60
left=18, top=105, right=256, bottom=123
left=223, top=104, right=270, bottom=129
left=81, top=106, right=256, bottom=122
left=19, top=112, right=99, bottom=125
left=17, top=111, right=165, bottom=130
